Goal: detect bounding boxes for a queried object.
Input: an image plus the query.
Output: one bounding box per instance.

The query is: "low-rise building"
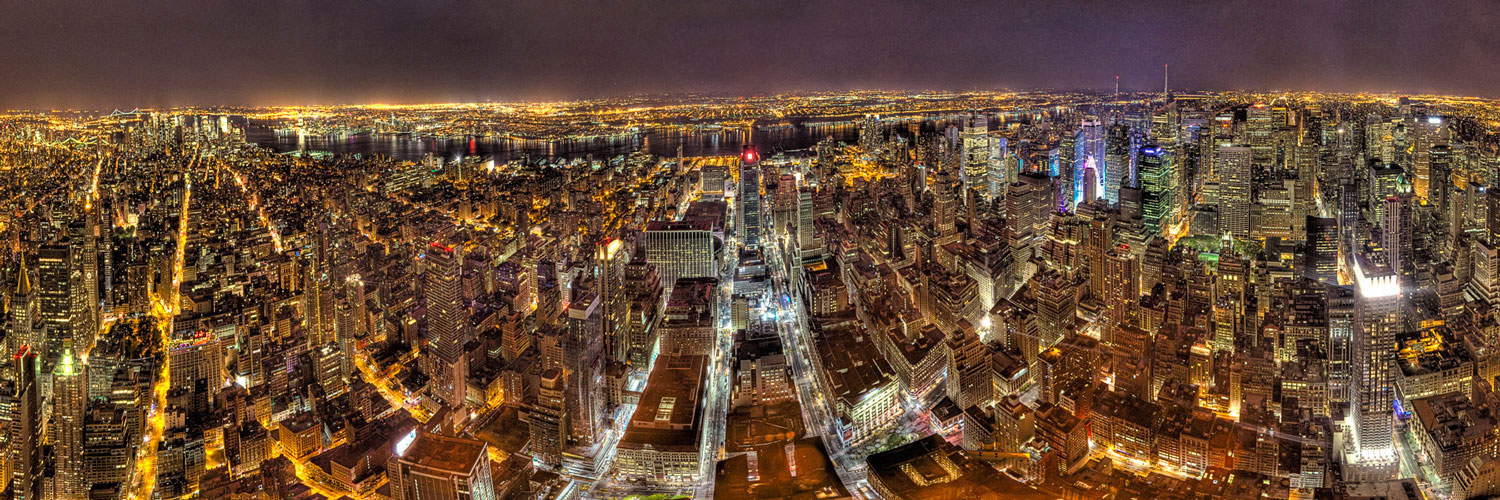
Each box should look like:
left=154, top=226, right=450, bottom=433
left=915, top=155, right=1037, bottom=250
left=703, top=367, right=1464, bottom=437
left=1410, top=392, right=1499, bottom=482
left=815, top=322, right=902, bottom=445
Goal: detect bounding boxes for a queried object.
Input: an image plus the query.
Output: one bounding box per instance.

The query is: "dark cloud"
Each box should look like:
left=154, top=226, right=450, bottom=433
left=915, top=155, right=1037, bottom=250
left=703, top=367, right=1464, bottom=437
left=2, top=0, right=1496, bottom=109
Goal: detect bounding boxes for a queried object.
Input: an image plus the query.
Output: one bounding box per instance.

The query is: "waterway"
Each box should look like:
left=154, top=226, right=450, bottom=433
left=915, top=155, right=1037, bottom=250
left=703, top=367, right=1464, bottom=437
left=244, top=114, right=1014, bottom=162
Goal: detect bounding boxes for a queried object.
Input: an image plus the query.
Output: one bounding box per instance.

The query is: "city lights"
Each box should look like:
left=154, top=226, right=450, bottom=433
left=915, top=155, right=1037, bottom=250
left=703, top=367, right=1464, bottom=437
left=0, top=4, right=1493, bottom=500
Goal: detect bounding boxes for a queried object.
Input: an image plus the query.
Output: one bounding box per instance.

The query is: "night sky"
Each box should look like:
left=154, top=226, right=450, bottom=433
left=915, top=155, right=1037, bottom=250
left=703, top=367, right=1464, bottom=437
left=4, top=0, right=1498, bottom=109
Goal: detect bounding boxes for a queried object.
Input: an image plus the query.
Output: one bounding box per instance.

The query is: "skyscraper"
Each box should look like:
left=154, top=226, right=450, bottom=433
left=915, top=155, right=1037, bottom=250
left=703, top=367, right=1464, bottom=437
left=986, top=137, right=1011, bottom=198
left=1104, top=124, right=1132, bottom=204
left=1075, top=119, right=1105, bottom=205
left=961, top=114, right=991, bottom=195
left=1102, top=244, right=1139, bottom=334
left=1247, top=104, right=1274, bottom=165
left=1217, top=146, right=1252, bottom=238
left=1347, top=252, right=1400, bottom=479
left=859, top=114, right=882, bottom=150
left=1383, top=194, right=1412, bottom=282
left=1080, top=161, right=1099, bottom=204
left=53, top=350, right=86, bottom=500
left=422, top=242, right=468, bottom=406
left=168, top=333, right=226, bottom=400
left=933, top=169, right=960, bottom=240
left=1306, top=216, right=1339, bottom=284
left=528, top=368, right=567, bottom=469
left=1087, top=215, right=1115, bottom=300
left=796, top=188, right=821, bottom=258
left=564, top=292, right=604, bottom=444
left=596, top=238, right=630, bottom=364
left=737, top=146, right=762, bottom=249
left=7, top=256, right=34, bottom=354
left=65, top=221, right=100, bottom=353
left=1139, top=145, right=1174, bottom=234
left=36, top=245, right=71, bottom=359
left=1339, top=178, right=1360, bottom=257
left=643, top=220, right=716, bottom=290
left=10, top=346, right=40, bottom=500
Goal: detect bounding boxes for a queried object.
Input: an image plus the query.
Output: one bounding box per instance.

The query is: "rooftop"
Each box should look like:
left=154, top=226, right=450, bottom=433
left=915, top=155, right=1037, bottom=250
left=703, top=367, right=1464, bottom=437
left=622, top=354, right=708, bottom=450
left=397, top=431, right=488, bottom=475
left=865, top=434, right=1051, bottom=500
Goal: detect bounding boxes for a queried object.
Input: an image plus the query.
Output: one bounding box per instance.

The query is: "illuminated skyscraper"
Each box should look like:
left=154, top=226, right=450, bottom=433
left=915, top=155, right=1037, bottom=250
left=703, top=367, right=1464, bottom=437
left=596, top=238, right=630, bottom=364
left=36, top=245, right=71, bottom=359
left=1104, top=124, right=1132, bottom=204
left=1247, top=104, right=1274, bottom=165
left=1218, top=146, right=1252, bottom=238
left=1075, top=119, right=1105, bottom=205
left=737, top=146, right=762, bottom=249
left=528, top=368, right=567, bottom=469
left=1383, top=194, right=1413, bottom=282
left=1102, top=244, right=1139, bottom=334
left=986, top=137, right=1011, bottom=198
left=796, top=188, right=820, bottom=258
left=1339, top=178, right=1360, bottom=256
left=313, top=343, right=346, bottom=398
left=65, top=221, right=100, bottom=353
left=1306, top=216, right=1339, bottom=284
left=53, top=350, right=85, bottom=500
left=7, top=256, right=34, bottom=354
left=1347, top=253, right=1400, bottom=479
left=946, top=329, right=992, bottom=409
left=1087, top=215, right=1114, bottom=301
left=1138, top=145, right=1174, bottom=234
left=961, top=114, right=991, bottom=195
left=1080, top=159, right=1099, bottom=204
left=643, top=220, right=716, bottom=290
left=168, top=333, right=226, bottom=397
left=564, top=292, right=604, bottom=444
left=933, top=169, right=960, bottom=240
left=1430, top=143, right=1452, bottom=212
left=422, top=242, right=467, bottom=406
left=1368, top=162, right=1405, bottom=227
left=859, top=114, right=882, bottom=150
left=10, top=346, right=40, bottom=500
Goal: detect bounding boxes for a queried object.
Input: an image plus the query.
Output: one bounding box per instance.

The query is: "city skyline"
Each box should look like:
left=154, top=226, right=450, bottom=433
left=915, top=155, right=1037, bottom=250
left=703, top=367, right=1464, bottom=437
left=8, top=3, right=1500, bottom=500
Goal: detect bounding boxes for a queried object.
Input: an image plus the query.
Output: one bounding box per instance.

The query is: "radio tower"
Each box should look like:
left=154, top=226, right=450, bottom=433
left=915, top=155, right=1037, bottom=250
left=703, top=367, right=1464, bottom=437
left=1163, top=64, right=1169, bottom=98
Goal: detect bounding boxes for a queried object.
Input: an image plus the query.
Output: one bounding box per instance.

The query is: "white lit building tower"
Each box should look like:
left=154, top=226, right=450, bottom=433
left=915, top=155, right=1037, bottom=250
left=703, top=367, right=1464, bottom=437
left=961, top=114, right=991, bottom=196
left=53, top=350, right=86, bottom=500
left=1346, top=252, right=1400, bottom=480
